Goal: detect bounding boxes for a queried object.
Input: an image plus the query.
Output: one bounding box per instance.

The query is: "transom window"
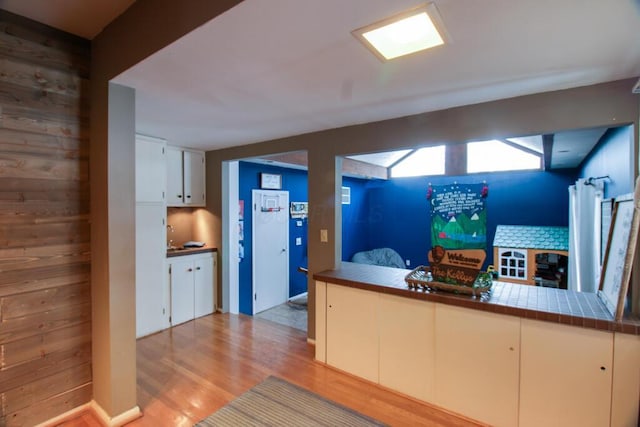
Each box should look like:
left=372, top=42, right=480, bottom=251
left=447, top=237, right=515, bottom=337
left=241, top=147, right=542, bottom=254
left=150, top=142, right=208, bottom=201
left=467, top=140, right=541, bottom=173
left=390, top=145, right=445, bottom=178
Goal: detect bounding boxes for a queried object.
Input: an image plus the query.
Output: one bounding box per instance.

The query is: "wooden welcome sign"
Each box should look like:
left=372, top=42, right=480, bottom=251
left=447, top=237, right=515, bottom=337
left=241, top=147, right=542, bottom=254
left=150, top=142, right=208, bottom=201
left=428, top=246, right=486, bottom=287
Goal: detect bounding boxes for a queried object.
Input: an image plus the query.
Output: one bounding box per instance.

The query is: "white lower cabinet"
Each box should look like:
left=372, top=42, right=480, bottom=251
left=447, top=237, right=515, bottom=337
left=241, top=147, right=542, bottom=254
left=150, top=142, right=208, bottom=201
left=194, top=256, right=215, bottom=318
left=326, top=284, right=379, bottom=383
left=168, top=252, right=216, bottom=326
left=378, top=294, right=435, bottom=402
left=519, top=319, right=613, bottom=427
left=434, top=304, right=520, bottom=427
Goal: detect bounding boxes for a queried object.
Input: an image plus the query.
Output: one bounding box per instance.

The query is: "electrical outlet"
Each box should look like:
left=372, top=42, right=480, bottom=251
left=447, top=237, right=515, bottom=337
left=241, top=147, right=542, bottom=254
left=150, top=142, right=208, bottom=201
left=295, top=237, right=302, bottom=246
left=406, top=259, right=411, bottom=267
left=296, top=220, right=303, bottom=227
left=320, top=229, right=328, bottom=242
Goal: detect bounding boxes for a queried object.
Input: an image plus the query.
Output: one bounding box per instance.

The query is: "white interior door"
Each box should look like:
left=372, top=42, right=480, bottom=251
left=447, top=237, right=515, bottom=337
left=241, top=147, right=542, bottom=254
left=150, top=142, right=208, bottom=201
left=252, top=190, right=289, bottom=314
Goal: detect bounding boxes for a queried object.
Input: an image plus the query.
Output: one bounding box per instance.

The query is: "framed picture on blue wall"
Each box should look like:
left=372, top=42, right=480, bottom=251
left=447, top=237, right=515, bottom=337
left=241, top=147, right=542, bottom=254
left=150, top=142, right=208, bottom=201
left=260, top=173, right=282, bottom=189
left=290, top=202, right=308, bottom=219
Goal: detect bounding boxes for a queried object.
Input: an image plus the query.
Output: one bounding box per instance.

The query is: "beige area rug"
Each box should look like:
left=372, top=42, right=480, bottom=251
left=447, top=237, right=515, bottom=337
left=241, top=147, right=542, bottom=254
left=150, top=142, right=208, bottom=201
left=195, top=376, right=387, bottom=426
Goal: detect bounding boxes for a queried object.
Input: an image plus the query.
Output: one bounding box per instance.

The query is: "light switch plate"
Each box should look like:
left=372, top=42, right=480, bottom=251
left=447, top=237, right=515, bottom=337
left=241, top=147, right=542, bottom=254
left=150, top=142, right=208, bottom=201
left=295, top=237, right=302, bottom=246
left=320, top=229, right=328, bottom=243
left=296, top=221, right=302, bottom=227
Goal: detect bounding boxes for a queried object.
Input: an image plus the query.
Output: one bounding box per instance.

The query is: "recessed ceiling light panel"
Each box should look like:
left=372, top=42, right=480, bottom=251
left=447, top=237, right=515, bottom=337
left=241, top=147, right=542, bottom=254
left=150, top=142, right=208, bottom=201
left=353, top=3, right=450, bottom=61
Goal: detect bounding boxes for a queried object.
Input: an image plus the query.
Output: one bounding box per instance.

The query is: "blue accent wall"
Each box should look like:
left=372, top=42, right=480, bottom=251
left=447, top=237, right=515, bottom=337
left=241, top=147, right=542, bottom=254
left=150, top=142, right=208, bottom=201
left=238, top=161, right=308, bottom=315
left=579, top=126, right=633, bottom=199
left=239, top=162, right=579, bottom=313
left=341, top=177, right=370, bottom=261
left=360, top=169, right=577, bottom=269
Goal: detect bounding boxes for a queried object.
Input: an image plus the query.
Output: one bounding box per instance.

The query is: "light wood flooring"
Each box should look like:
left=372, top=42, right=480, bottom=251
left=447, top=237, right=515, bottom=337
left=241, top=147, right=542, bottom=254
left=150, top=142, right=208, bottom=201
left=62, top=314, right=481, bottom=426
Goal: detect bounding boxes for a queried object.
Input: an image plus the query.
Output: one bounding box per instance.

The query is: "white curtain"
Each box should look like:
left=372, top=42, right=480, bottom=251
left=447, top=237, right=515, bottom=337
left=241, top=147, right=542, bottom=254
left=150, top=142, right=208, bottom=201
left=568, top=179, right=603, bottom=292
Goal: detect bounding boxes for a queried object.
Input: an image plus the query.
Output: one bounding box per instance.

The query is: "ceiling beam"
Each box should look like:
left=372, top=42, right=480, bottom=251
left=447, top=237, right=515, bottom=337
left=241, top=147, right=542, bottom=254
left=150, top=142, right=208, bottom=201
left=257, top=152, right=388, bottom=179
left=260, top=151, right=308, bottom=167
left=342, top=157, right=388, bottom=179
left=542, top=134, right=554, bottom=170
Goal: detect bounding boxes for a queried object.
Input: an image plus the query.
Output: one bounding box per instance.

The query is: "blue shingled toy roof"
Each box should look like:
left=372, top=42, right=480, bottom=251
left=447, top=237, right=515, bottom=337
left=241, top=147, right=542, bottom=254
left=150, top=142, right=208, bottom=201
left=493, top=225, right=569, bottom=251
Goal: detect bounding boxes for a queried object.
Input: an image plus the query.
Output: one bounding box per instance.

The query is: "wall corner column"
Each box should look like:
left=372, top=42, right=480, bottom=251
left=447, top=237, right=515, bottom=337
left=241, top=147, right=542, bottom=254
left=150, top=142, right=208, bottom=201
left=90, top=82, right=139, bottom=419
left=307, top=149, right=341, bottom=340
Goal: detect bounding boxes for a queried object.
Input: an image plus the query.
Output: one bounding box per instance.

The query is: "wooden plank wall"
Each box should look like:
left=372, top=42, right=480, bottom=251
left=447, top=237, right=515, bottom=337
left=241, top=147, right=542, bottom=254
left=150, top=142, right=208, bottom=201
left=0, top=10, right=92, bottom=426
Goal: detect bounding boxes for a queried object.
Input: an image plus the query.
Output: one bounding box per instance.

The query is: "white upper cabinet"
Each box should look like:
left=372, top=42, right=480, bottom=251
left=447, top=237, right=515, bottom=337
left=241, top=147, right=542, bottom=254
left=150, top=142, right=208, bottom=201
left=135, top=135, right=166, bottom=203
left=167, top=146, right=206, bottom=207
left=184, top=150, right=205, bottom=206
left=166, top=146, right=184, bottom=206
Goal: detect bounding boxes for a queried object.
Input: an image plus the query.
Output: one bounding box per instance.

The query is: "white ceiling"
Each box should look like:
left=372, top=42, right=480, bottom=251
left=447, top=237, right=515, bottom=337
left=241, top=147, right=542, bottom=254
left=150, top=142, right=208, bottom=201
left=3, top=0, right=639, bottom=155
left=111, top=0, right=640, bottom=151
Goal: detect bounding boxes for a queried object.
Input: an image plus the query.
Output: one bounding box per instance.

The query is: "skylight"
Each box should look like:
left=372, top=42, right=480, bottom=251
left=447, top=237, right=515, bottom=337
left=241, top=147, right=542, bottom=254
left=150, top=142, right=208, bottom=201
left=390, top=145, right=445, bottom=177
left=353, top=3, right=448, bottom=61
left=467, top=140, right=541, bottom=173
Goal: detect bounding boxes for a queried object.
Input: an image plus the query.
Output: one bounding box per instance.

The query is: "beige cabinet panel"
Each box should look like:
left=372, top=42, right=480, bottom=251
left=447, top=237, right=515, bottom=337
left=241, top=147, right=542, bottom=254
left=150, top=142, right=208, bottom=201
left=435, top=304, right=520, bottom=427
left=520, top=319, right=613, bottom=427
left=379, top=294, right=435, bottom=401
left=611, top=333, right=639, bottom=427
left=326, top=284, right=379, bottom=383
left=315, top=281, right=327, bottom=363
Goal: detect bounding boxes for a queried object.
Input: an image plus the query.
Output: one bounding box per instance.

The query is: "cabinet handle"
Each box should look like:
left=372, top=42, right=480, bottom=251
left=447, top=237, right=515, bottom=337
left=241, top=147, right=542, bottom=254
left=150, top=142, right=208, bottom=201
left=177, top=195, right=182, bottom=198
left=600, top=366, right=606, bottom=371
left=188, top=268, right=193, bottom=272
left=186, top=195, right=191, bottom=199
left=196, top=267, right=201, bottom=270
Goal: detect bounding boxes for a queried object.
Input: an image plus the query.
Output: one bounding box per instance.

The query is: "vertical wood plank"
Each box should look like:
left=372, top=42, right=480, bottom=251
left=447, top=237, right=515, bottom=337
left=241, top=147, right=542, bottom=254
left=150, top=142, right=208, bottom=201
left=0, top=9, right=91, bottom=424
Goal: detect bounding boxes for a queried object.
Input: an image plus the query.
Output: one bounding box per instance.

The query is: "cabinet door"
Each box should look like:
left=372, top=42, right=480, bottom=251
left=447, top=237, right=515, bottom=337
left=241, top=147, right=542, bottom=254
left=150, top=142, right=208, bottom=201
left=379, top=294, right=435, bottom=402
left=166, top=146, right=184, bottom=206
left=184, top=150, right=205, bottom=206
left=435, top=304, right=520, bottom=427
left=326, top=284, right=378, bottom=383
left=194, top=256, right=214, bottom=318
left=135, top=204, right=167, bottom=337
left=519, top=319, right=613, bottom=427
left=135, top=137, right=166, bottom=203
left=611, top=333, right=640, bottom=427
left=170, top=258, right=195, bottom=325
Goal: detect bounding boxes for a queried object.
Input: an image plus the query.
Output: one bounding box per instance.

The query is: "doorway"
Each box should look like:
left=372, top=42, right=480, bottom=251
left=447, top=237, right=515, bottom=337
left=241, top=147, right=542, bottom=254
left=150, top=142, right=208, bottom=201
left=252, top=189, right=289, bottom=313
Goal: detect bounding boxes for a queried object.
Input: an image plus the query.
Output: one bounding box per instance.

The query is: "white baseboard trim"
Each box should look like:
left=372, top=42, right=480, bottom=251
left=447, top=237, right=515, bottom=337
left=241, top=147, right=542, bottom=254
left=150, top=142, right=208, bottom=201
left=36, top=402, right=93, bottom=427
left=91, top=400, right=142, bottom=426
left=289, top=291, right=308, bottom=301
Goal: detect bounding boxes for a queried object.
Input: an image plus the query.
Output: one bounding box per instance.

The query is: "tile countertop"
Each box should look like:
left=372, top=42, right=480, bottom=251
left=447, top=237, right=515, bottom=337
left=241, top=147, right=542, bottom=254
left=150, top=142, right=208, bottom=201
left=313, top=262, right=640, bottom=335
left=166, top=247, right=217, bottom=258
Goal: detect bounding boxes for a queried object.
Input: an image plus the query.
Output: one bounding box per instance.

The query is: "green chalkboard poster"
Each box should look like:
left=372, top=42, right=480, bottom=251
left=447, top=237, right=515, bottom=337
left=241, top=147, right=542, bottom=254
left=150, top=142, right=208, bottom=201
left=429, top=183, right=487, bottom=250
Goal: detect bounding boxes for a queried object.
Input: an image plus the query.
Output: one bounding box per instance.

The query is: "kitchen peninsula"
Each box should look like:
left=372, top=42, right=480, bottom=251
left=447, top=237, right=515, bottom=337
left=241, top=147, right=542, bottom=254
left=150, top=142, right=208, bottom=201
left=314, top=262, right=640, bottom=427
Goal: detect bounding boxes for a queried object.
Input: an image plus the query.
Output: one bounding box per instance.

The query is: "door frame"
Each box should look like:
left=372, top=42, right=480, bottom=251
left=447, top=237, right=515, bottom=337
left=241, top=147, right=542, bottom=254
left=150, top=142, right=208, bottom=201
left=251, top=189, right=289, bottom=314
